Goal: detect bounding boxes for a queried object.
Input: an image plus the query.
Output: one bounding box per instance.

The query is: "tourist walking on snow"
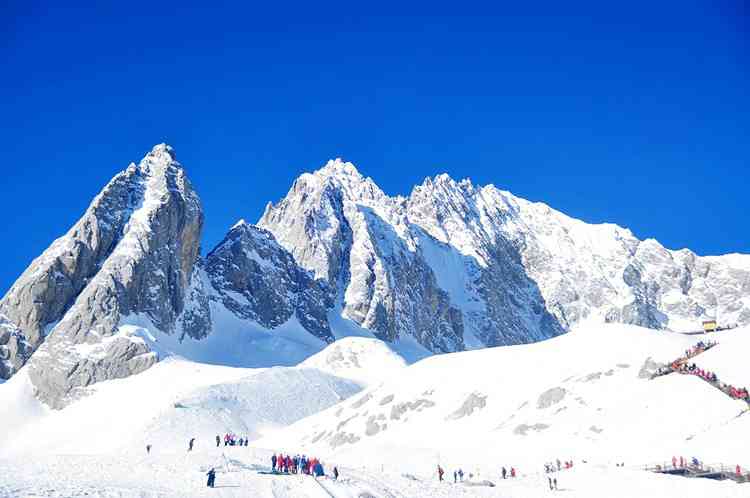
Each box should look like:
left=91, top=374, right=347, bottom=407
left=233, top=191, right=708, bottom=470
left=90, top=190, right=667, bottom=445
left=146, top=444, right=151, bottom=454
left=188, top=438, right=195, bottom=452
left=502, top=466, right=507, bottom=479
left=438, top=465, right=444, bottom=482
left=216, top=435, right=220, bottom=447
left=206, top=468, right=216, bottom=488
left=272, top=454, right=277, bottom=472
left=333, top=466, right=339, bottom=480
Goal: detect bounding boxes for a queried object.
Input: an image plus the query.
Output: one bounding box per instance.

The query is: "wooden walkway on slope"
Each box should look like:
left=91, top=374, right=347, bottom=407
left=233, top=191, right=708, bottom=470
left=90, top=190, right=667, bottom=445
left=645, top=462, right=750, bottom=483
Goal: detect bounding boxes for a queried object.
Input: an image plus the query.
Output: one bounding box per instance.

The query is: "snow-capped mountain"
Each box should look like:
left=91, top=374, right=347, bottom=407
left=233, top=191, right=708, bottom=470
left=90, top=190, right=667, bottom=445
left=1, top=145, right=749, bottom=409
left=0, top=145, right=210, bottom=407
left=260, top=158, right=750, bottom=348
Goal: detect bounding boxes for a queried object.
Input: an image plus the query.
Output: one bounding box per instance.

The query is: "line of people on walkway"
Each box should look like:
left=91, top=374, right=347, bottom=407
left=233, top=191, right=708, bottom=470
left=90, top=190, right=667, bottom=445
left=653, top=341, right=718, bottom=378
left=683, top=340, right=717, bottom=360
left=271, top=452, right=337, bottom=480
left=676, top=363, right=749, bottom=403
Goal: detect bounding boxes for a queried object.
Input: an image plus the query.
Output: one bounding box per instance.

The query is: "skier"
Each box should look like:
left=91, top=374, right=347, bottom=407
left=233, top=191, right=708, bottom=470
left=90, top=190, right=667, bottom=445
left=272, top=454, right=277, bottom=472
left=333, top=466, right=339, bottom=480
left=502, top=466, right=507, bottom=479
left=206, top=468, right=216, bottom=488
left=438, top=465, right=444, bottom=482
left=188, top=438, right=195, bottom=452
left=216, top=435, right=220, bottom=447
left=146, top=444, right=151, bottom=454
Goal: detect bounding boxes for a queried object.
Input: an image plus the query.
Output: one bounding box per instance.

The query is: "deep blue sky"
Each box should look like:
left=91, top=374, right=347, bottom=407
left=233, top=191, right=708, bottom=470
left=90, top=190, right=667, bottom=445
left=1, top=2, right=748, bottom=295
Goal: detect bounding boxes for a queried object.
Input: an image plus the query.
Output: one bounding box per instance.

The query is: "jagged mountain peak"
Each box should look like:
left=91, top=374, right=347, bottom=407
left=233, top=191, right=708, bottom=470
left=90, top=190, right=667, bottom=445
left=142, top=142, right=177, bottom=164
left=419, top=172, right=475, bottom=190
left=316, top=157, right=361, bottom=178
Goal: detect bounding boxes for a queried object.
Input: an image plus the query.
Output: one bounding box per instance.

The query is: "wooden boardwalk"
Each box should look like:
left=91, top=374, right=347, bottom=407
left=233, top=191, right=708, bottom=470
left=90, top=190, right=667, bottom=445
left=645, top=462, right=749, bottom=483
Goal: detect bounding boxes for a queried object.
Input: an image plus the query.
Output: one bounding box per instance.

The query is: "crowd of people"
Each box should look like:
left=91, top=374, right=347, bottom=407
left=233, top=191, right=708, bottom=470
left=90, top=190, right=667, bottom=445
left=218, top=433, right=249, bottom=447
left=271, top=452, right=336, bottom=479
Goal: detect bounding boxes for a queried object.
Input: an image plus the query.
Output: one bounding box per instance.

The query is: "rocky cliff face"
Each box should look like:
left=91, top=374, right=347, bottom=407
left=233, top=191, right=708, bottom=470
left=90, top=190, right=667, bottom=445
left=258, top=161, right=466, bottom=352
left=204, top=221, right=334, bottom=342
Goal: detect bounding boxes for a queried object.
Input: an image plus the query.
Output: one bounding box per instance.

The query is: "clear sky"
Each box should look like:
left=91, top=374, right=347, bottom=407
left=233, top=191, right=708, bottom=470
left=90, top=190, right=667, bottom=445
left=1, top=1, right=747, bottom=295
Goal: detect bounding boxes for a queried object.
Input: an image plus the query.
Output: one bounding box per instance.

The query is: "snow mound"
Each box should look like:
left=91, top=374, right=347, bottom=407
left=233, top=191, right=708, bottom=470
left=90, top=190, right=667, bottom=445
left=299, top=337, right=408, bottom=386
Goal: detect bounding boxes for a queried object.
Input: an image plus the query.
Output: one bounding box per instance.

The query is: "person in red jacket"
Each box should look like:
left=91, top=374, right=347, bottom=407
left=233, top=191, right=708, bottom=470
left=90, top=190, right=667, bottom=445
left=737, top=465, right=742, bottom=477
left=672, top=456, right=677, bottom=468
left=510, top=467, right=516, bottom=478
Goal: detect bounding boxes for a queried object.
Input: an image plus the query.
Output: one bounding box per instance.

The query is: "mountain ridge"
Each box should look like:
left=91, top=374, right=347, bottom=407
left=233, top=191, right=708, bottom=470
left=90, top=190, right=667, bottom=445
left=1, top=144, right=748, bottom=408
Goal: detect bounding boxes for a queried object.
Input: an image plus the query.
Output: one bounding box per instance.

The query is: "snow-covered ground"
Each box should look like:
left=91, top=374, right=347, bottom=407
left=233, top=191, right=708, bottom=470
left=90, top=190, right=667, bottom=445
left=1, top=325, right=748, bottom=497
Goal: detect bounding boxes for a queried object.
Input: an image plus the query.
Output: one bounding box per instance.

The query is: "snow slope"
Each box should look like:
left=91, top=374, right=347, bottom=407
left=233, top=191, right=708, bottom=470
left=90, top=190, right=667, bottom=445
left=0, top=325, right=748, bottom=497
left=0, top=356, right=363, bottom=458
left=260, top=324, right=750, bottom=473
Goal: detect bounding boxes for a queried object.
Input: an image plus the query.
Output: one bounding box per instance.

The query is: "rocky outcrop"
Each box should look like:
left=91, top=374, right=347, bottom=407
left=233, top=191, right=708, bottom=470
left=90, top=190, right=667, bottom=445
left=0, top=315, right=31, bottom=378
left=205, top=221, right=334, bottom=342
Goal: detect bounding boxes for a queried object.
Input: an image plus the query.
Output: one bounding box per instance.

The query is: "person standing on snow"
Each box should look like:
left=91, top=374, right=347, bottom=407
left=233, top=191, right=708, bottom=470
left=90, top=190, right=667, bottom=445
left=272, top=454, right=277, bottom=472
left=458, top=469, right=464, bottom=481
left=453, top=470, right=457, bottom=483
left=188, top=438, right=195, bottom=452
left=502, top=466, right=507, bottom=479
left=333, top=466, right=339, bottom=480
left=215, top=435, right=220, bottom=447
left=146, top=444, right=151, bottom=454
left=510, top=467, right=516, bottom=478
left=206, top=468, right=216, bottom=488
left=438, top=465, right=444, bottom=482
